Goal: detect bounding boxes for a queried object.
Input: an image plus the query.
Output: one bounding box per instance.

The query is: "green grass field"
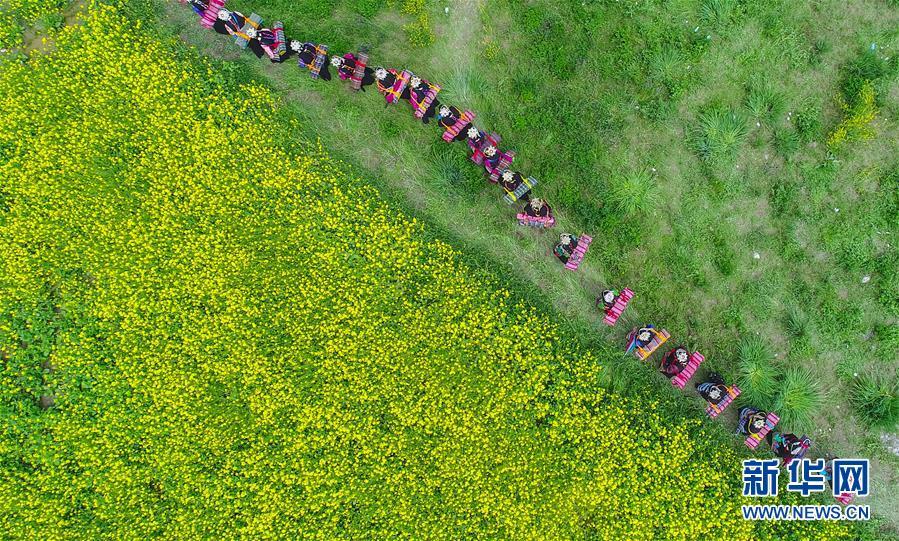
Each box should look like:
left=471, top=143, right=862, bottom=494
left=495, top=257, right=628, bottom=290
left=156, top=0, right=899, bottom=527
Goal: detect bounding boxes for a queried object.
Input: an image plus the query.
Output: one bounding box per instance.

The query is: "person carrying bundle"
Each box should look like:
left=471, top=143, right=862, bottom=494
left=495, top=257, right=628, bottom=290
left=185, top=0, right=210, bottom=17
left=407, top=76, right=441, bottom=123
left=697, top=372, right=741, bottom=418
left=598, top=288, right=634, bottom=326
left=624, top=324, right=670, bottom=360
left=466, top=126, right=486, bottom=153
left=331, top=54, right=375, bottom=90
left=253, top=22, right=287, bottom=62
left=524, top=198, right=551, bottom=219
left=659, top=346, right=690, bottom=379
left=500, top=170, right=528, bottom=197
left=436, top=104, right=475, bottom=142
left=625, top=326, right=656, bottom=354
left=769, top=432, right=811, bottom=465
left=485, top=145, right=516, bottom=182
left=375, top=67, right=411, bottom=103
left=212, top=8, right=243, bottom=36
left=292, top=41, right=331, bottom=80
left=517, top=198, right=555, bottom=228
left=824, top=458, right=855, bottom=505
left=185, top=0, right=226, bottom=29
left=736, top=407, right=770, bottom=438
left=500, top=170, right=537, bottom=203
left=597, top=289, right=619, bottom=312
left=553, top=233, right=579, bottom=264
left=696, top=372, right=730, bottom=404
left=212, top=9, right=262, bottom=49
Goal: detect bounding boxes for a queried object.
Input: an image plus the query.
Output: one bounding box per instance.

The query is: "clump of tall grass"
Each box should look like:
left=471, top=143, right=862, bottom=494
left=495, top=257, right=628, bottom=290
left=794, top=102, right=823, bottom=142
left=775, top=367, right=823, bottom=433
left=737, top=335, right=778, bottom=407
left=784, top=306, right=813, bottom=358
left=784, top=306, right=809, bottom=339
left=774, top=128, right=800, bottom=160
left=850, top=371, right=899, bottom=429
left=700, top=0, right=738, bottom=28
left=606, top=168, right=660, bottom=216
left=692, top=108, right=748, bottom=164
left=745, top=81, right=786, bottom=125
left=875, top=324, right=899, bottom=358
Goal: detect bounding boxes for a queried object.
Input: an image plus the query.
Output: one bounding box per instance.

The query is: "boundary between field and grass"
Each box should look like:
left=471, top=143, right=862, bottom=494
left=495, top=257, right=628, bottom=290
left=157, top=0, right=864, bottom=476
left=6, top=0, right=896, bottom=535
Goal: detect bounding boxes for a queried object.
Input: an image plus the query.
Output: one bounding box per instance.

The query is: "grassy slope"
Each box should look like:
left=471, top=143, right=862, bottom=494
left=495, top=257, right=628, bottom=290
left=160, top=0, right=899, bottom=524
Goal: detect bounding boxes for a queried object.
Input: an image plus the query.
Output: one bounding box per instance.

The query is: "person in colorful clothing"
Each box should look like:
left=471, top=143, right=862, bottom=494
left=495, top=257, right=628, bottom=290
left=523, top=197, right=552, bottom=219
left=597, top=289, right=619, bottom=312
left=625, top=325, right=659, bottom=354
left=769, top=432, right=807, bottom=461
left=500, top=170, right=531, bottom=200
left=186, top=0, right=208, bottom=16
left=331, top=54, right=375, bottom=90
left=553, top=233, right=579, bottom=264
left=374, top=67, right=410, bottom=101
left=436, top=104, right=473, bottom=141
left=466, top=126, right=485, bottom=149
left=291, top=41, right=332, bottom=80
left=212, top=8, right=243, bottom=36
left=659, top=346, right=690, bottom=378
left=250, top=24, right=288, bottom=62
left=736, top=406, right=769, bottom=437
left=695, top=372, right=729, bottom=404
left=408, top=76, right=440, bottom=123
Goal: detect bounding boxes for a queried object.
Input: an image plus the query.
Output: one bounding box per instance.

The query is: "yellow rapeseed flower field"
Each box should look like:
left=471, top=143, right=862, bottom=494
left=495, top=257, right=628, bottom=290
left=0, top=3, right=852, bottom=539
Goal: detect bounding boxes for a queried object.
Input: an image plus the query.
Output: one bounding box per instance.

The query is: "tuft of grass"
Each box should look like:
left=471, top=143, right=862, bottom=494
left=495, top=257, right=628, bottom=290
left=774, top=367, right=823, bottom=433
left=693, top=108, right=748, bottom=164
left=850, top=371, right=899, bottom=429
left=737, top=335, right=778, bottom=407
left=875, top=324, right=899, bottom=358
left=745, top=81, right=786, bottom=125
left=794, top=101, right=823, bottom=142
left=784, top=306, right=809, bottom=339
left=773, top=128, right=800, bottom=160
left=808, top=38, right=831, bottom=66
left=700, top=0, right=738, bottom=28
left=606, top=168, right=660, bottom=216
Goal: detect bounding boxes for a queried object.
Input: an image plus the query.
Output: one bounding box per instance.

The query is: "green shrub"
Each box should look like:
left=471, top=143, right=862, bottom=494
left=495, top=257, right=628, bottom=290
left=775, top=367, right=823, bottom=433
left=809, top=38, right=831, bottom=66
left=784, top=305, right=809, bottom=339
left=840, top=49, right=893, bottom=106
left=850, top=371, right=899, bottom=429
left=875, top=324, right=899, bottom=358
left=700, top=0, right=739, bottom=28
